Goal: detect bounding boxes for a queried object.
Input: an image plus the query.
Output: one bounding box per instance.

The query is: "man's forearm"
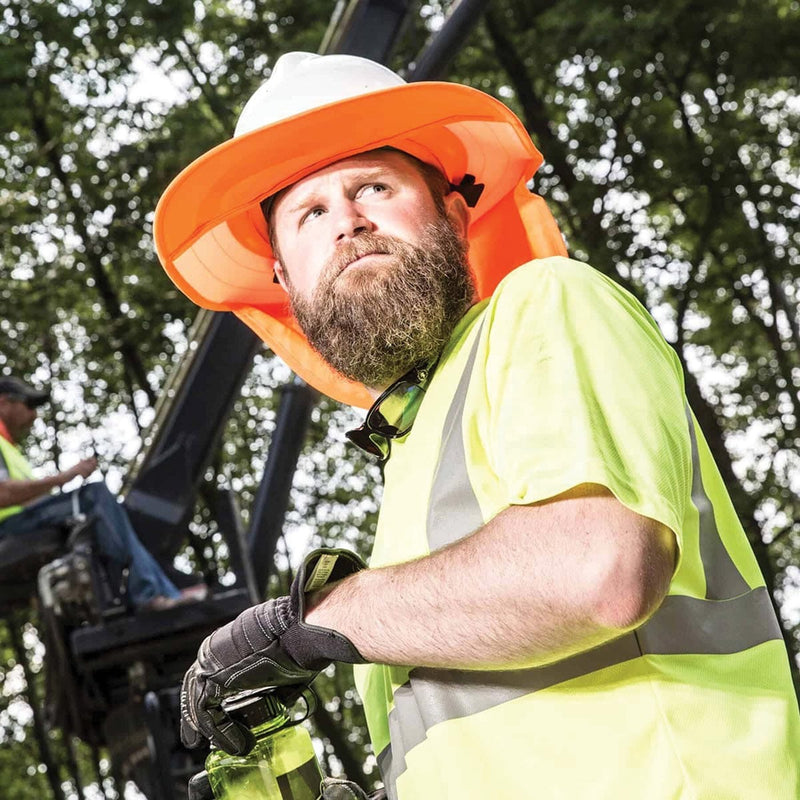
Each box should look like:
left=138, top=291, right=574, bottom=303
left=0, top=475, right=65, bottom=509
left=305, top=489, right=676, bottom=670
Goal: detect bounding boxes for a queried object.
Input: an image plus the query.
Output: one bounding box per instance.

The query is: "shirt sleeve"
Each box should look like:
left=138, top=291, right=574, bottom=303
left=470, top=257, right=691, bottom=542
left=0, top=450, right=10, bottom=482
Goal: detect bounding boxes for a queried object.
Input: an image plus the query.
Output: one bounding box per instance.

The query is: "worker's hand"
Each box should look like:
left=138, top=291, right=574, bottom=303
left=181, top=549, right=367, bottom=755
left=61, top=457, right=97, bottom=483
left=320, top=778, right=387, bottom=800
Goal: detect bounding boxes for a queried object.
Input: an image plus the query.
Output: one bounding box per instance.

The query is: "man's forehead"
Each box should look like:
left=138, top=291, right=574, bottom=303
left=266, top=150, right=420, bottom=229
left=285, top=150, right=416, bottom=195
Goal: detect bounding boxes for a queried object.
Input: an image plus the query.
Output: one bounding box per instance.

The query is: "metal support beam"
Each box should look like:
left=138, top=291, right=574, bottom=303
left=213, top=487, right=259, bottom=604
left=124, top=311, right=259, bottom=560
left=407, top=0, right=489, bottom=81
left=247, top=379, right=317, bottom=599
left=324, top=0, right=413, bottom=62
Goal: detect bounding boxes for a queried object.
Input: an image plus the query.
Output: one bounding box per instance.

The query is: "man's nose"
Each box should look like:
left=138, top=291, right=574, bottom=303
left=334, top=201, right=374, bottom=243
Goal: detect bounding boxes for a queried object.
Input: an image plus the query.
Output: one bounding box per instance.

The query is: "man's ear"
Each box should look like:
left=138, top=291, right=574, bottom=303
left=272, top=260, right=290, bottom=291
left=443, top=191, right=470, bottom=241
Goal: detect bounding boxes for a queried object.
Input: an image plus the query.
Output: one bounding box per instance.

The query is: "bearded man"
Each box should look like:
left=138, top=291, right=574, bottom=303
left=155, top=53, right=799, bottom=800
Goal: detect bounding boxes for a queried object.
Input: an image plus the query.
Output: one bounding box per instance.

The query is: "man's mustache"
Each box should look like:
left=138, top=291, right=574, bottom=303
left=324, top=233, right=403, bottom=277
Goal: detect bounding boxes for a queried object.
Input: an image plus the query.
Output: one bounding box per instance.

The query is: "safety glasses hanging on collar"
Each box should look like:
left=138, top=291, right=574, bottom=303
left=346, top=363, right=434, bottom=462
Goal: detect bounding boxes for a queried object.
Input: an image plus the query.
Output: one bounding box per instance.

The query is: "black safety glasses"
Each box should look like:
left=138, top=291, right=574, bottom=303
left=345, top=363, right=433, bottom=461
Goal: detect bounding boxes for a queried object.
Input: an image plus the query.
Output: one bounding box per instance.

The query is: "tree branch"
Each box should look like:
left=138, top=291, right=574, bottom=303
left=29, top=101, right=157, bottom=408
left=169, top=35, right=230, bottom=134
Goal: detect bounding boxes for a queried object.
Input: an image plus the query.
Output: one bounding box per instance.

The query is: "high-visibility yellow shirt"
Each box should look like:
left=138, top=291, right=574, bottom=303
left=0, top=435, right=35, bottom=523
left=354, top=257, right=800, bottom=800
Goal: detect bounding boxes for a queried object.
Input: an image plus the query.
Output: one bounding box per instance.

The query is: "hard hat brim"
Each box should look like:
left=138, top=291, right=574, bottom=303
left=154, top=82, right=555, bottom=407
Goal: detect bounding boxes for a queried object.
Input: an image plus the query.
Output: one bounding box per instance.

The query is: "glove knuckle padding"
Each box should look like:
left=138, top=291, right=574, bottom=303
left=252, top=604, right=273, bottom=639
left=274, top=595, right=293, bottom=630
left=235, top=606, right=267, bottom=650
left=262, top=602, right=281, bottom=638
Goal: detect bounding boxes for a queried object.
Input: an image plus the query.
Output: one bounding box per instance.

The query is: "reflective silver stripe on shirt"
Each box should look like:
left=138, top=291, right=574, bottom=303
left=378, top=587, right=780, bottom=797
left=425, top=323, right=485, bottom=551
left=377, top=334, right=781, bottom=799
left=685, top=407, right=750, bottom=600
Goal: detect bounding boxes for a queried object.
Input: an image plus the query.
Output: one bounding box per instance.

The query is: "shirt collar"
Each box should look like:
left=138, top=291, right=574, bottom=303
left=0, top=419, right=14, bottom=444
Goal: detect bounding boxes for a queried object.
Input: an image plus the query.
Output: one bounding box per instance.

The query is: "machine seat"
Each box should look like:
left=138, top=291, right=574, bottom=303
left=0, top=526, right=66, bottom=608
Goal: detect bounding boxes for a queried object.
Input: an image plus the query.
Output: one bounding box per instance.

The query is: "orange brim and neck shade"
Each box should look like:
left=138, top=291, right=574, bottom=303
left=154, top=82, right=567, bottom=408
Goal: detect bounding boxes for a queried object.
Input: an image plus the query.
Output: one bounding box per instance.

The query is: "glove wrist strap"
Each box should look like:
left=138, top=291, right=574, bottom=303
left=286, top=548, right=368, bottom=668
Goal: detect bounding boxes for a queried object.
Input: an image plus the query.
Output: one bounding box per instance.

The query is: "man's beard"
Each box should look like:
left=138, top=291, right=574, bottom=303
left=288, top=216, right=476, bottom=389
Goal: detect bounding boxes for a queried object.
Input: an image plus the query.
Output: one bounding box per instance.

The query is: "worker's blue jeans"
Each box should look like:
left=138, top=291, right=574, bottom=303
left=0, top=481, right=179, bottom=607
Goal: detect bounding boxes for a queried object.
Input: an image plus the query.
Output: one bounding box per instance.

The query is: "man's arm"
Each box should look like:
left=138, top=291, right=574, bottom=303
left=305, top=484, right=677, bottom=670
left=0, top=457, right=97, bottom=509
left=179, top=483, right=677, bottom=753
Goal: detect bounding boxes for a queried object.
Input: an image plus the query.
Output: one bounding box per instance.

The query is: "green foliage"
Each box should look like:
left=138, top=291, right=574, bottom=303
left=0, top=0, right=798, bottom=795
left=0, top=619, right=53, bottom=800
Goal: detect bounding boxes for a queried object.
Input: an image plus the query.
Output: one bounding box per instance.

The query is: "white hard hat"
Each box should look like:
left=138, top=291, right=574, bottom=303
left=235, top=52, right=405, bottom=136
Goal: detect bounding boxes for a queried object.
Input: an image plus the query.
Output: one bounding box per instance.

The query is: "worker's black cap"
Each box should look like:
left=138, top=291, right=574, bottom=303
left=0, top=376, right=50, bottom=408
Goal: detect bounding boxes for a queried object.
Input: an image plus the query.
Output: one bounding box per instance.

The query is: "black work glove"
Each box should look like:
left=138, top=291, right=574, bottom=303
left=181, top=549, right=367, bottom=755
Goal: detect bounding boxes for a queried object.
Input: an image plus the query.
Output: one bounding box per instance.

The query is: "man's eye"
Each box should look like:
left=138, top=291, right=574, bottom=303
left=301, top=207, right=325, bottom=225
left=358, top=183, right=388, bottom=198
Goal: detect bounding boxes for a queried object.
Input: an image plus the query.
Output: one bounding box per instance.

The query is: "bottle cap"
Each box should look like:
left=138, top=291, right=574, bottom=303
left=223, top=692, right=288, bottom=731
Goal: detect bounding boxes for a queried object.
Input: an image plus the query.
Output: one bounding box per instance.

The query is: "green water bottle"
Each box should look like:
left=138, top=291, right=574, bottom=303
left=205, top=691, right=324, bottom=800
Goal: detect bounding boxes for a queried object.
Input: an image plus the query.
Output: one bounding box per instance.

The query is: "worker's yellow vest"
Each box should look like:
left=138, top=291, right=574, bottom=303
left=0, top=436, right=34, bottom=523
left=354, top=258, right=800, bottom=800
